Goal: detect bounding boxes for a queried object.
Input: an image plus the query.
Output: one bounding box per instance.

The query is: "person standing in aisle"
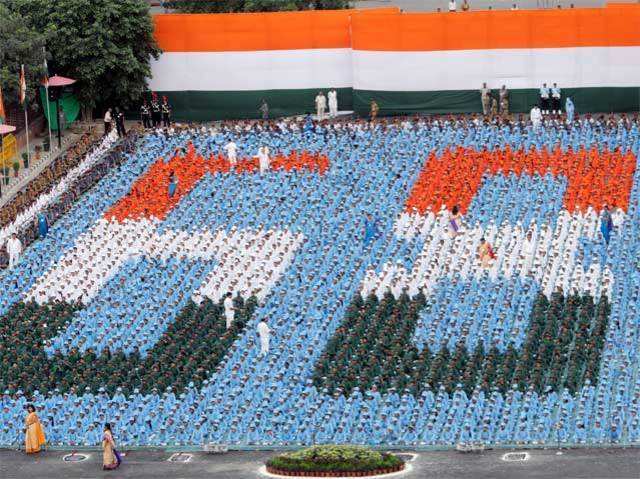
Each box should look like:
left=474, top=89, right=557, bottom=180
left=257, top=318, right=271, bottom=356
left=224, top=292, right=235, bottom=330
left=6, top=234, right=22, bottom=269
left=224, top=140, right=238, bottom=166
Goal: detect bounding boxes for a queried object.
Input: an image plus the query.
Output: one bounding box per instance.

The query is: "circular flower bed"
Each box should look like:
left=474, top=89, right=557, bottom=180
left=266, top=445, right=405, bottom=477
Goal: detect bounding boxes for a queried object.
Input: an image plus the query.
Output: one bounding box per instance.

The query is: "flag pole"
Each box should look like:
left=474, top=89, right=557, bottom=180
left=43, top=47, right=53, bottom=153
left=21, top=65, right=31, bottom=165
left=24, top=104, right=30, bottom=163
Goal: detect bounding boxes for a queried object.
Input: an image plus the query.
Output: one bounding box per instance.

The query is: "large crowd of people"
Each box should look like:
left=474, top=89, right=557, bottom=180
left=0, top=113, right=639, bottom=450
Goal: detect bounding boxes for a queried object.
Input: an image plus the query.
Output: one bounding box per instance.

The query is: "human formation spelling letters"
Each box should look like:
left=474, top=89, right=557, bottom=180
left=0, top=115, right=639, bottom=447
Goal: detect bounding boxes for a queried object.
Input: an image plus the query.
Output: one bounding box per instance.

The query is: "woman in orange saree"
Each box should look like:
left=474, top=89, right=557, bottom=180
left=24, top=404, right=46, bottom=454
left=102, top=423, right=122, bottom=470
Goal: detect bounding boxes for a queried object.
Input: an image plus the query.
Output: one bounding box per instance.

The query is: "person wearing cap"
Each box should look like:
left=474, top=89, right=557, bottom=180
left=161, top=97, right=172, bottom=128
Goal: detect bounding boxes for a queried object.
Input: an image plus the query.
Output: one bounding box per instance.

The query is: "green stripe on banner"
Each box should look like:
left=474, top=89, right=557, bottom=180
left=353, top=87, right=640, bottom=117
left=148, top=86, right=639, bottom=121
left=154, top=88, right=353, bottom=121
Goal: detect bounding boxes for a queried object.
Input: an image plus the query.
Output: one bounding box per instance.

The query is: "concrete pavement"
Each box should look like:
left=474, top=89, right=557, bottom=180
left=2, top=446, right=640, bottom=479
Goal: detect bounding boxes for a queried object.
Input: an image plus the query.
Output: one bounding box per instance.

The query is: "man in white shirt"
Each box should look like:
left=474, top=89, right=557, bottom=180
left=539, top=83, right=550, bottom=115
left=6, top=234, right=22, bottom=269
left=223, top=292, right=234, bottom=329
left=103, top=108, right=112, bottom=136
left=551, top=83, right=561, bottom=115
left=328, top=89, right=338, bottom=118
left=257, top=146, right=270, bottom=174
left=257, top=318, right=271, bottom=356
left=224, top=141, right=238, bottom=166
left=530, top=105, right=542, bottom=129
left=448, top=0, right=457, bottom=11
left=315, top=91, right=327, bottom=120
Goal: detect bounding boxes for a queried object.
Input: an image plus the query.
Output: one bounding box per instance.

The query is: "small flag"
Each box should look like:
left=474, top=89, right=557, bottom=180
left=43, top=54, right=49, bottom=89
left=19, top=64, right=26, bottom=105
left=0, top=84, right=5, bottom=124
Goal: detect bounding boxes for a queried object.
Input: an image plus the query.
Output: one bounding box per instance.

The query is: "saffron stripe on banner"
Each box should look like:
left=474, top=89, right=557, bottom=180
left=350, top=5, right=640, bottom=52
left=153, top=8, right=398, bottom=52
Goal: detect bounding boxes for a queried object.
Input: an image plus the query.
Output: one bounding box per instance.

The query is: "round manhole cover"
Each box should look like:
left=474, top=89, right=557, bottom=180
left=168, top=453, right=193, bottom=463
left=63, top=453, right=89, bottom=462
left=502, top=452, right=529, bottom=462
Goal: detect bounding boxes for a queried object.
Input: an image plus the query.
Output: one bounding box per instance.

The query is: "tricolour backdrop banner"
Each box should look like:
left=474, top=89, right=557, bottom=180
left=149, top=4, right=640, bottom=120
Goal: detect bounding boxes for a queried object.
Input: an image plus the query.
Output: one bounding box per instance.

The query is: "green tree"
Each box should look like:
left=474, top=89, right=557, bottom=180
left=164, top=0, right=350, bottom=14
left=0, top=3, right=48, bottom=112
left=9, top=0, right=160, bottom=118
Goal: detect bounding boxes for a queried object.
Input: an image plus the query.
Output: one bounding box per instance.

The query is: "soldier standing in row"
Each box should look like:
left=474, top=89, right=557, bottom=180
left=151, top=94, right=161, bottom=127
left=161, top=96, right=171, bottom=128
left=115, top=108, right=126, bottom=138
left=140, top=101, right=152, bottom=129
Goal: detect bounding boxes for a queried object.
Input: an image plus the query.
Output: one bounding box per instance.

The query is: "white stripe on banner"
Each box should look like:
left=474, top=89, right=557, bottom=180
left=148, top=49, right=353, bottom=92
left=352, top=46, right=640, bottom=91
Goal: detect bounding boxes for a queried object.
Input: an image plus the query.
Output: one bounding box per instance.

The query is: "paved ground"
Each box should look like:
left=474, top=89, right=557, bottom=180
left=2, top=447, right=640, bottom=479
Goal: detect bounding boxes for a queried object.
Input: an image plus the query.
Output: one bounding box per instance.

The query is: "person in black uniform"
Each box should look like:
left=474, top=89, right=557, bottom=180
left=151, top=94, right=161, bottom=128
left=114, top=107, right=126, bottom=137
left=140, top=101, right=151, bottom=129
left=161, top=96, right=171, bottom=128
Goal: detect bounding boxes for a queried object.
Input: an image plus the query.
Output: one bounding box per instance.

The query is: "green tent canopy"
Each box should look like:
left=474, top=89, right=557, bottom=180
left=39, top=87, right=80, bottom=131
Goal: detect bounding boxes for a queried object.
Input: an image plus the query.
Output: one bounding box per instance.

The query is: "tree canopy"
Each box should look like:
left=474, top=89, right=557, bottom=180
left=163, top=0, right=350, bottom=14
left=6, top=0, right=160, bottom=117
left=0, top=3, right=48, bottom=111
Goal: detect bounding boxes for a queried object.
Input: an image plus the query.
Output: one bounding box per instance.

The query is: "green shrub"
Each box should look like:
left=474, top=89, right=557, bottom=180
left=266, top=445, right=404, bottom=473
